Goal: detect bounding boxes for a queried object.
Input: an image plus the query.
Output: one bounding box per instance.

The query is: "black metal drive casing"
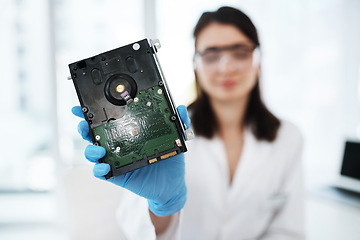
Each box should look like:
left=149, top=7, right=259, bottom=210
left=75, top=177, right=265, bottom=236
left=68, top=39, right=187, bottom=178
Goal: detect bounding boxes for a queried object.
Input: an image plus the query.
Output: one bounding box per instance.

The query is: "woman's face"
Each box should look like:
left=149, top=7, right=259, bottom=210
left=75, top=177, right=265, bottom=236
left=195, top=22, right=260, bottom=104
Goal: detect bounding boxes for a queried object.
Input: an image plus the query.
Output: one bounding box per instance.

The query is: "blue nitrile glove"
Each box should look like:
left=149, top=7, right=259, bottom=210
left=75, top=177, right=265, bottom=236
left=72, top=105, right=191, bottom=216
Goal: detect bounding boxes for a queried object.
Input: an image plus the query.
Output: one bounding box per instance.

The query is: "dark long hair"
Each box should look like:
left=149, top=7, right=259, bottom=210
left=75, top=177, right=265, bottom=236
left=188, top=6, right=280, bottom=141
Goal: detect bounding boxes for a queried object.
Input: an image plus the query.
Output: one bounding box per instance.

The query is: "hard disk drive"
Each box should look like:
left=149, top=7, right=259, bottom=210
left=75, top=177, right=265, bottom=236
left=68, top=39, right=193, bottom=178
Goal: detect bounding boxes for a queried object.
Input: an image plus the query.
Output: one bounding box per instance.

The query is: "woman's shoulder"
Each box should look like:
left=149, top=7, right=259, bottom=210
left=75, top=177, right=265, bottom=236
left=278, top=119, right=302, bottom=138
left=274, top=119, right=303, bottom=150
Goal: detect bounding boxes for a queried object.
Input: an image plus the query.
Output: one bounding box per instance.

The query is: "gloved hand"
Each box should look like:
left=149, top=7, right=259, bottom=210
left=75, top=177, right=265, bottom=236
left=72, top=105, right=191, bottom=217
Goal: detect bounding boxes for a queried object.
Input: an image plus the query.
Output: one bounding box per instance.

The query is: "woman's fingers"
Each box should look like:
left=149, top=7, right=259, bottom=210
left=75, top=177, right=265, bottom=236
left=177, top=105, right=191, bottom=129
left=77, top=121, right=92, bottom=142
left=93, top=163, right=111, bottom=178
left=72, top=106, right=85, bottom=119
left=85, top=145, right=106, bottom=162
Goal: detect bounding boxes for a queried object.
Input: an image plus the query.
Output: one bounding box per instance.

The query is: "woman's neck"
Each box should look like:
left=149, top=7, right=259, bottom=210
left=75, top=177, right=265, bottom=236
left=209, top=97, right=248, bottom=137
left=209, top=97, right=249, bottom=184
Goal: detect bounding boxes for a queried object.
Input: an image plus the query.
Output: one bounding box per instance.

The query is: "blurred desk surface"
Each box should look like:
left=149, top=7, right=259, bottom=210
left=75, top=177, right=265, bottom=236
left=1, top=182, right=360, bottom=240
left=306, top=187, right=360, bottom=240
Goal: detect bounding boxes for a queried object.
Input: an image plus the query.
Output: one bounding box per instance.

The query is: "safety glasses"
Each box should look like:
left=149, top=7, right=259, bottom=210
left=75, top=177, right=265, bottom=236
left=194, top=44, right=260, bottom=74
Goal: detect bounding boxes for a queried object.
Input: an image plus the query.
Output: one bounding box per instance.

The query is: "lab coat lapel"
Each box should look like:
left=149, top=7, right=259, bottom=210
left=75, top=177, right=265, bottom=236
left=227, top=128, right=272, bottom=203
left=203, top=136, right=230, bottom=214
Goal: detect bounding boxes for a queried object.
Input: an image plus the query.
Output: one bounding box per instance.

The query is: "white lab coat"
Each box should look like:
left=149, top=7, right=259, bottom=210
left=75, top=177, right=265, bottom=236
left=116, top=120, right=305, bottom=240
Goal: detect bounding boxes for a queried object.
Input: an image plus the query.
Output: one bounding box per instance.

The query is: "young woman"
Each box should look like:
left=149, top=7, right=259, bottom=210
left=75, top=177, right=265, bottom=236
left=73, top=6, right=304, bottom=240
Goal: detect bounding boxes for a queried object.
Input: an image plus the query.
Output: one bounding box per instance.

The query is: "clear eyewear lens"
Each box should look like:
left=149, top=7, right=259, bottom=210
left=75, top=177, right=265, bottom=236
left=252, top=47, right=261, bottom=67
left=195, top=47, right=260, bottom=73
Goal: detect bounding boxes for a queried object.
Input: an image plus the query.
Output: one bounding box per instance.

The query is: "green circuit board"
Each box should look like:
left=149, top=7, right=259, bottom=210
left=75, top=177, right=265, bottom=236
left=92, top=86, right=181, bottom=168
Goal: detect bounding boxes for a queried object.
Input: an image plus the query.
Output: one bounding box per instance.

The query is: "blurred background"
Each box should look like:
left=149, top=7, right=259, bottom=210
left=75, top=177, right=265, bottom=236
left=0, top=0, right=359, bottom=239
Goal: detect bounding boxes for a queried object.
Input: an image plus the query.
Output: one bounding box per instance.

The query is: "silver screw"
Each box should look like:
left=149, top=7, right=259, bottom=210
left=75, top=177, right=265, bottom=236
left=133, top=43, right=140, bottom=51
